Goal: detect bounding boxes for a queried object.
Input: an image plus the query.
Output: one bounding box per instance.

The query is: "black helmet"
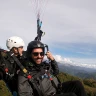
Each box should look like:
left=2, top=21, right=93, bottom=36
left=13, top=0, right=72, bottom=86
left=27, top=41, right=45, bottom=58
left=27, top=41, right=44, bottom=49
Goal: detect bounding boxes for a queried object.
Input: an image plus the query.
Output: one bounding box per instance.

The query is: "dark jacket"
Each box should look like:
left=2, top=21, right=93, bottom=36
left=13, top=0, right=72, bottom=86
left=18, top=59, right=59, bottom=96
left=0, top=50, right=26, bottom=92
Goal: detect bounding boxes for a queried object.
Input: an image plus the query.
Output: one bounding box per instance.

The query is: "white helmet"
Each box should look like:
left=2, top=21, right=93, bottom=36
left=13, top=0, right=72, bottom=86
left=6, top=36, right=25, bottom=50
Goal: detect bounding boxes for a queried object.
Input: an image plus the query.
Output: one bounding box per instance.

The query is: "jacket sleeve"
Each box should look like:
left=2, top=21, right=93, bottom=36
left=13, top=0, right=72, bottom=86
left=0, top=69, right=4, bottom=80
left=18, top=74, right=33, bottom=96
left=51, top=60, right=59, bottom=75
left=0, top=62, right=5, bottom=80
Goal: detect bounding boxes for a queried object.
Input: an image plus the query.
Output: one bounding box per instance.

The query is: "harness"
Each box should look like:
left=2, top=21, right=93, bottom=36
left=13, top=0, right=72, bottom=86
left=25, top=63, right=61, bottom=96
left=4, top=51, right=61, bottom=96
left=0, top=51, right=16, bottom=80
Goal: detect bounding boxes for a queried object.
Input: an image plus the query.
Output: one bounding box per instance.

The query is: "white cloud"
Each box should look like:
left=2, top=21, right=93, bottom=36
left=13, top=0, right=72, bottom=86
left=0, top=0, right=96, bottom=63
left=53, top=54, right=96, bottom=64
left=53, top=55, right=72, bottom=63
left=53, top=54, right=96, bottom=69
left=0, top=0, right=96, bottom=44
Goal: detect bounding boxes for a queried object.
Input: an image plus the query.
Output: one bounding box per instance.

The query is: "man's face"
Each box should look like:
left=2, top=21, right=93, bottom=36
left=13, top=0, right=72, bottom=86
left=13, top=46, right=24, bottom=56
left=31, top=48, right=44, bottom=64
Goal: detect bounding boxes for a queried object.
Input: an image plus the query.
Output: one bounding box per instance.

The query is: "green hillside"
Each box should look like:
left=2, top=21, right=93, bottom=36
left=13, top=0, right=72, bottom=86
left=57, top=72, right=96, bottom=96
left=0, top=80, right=12, bottom=96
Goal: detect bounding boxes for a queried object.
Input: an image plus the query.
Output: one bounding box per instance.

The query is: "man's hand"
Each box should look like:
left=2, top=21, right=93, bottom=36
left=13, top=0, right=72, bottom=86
left=46, top=51, right=54, bottom=61
left=17, top=47, right=24, bottom=56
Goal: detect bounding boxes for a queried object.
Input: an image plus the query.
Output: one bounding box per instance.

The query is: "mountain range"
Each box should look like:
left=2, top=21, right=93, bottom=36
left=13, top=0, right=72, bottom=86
left=58, top=61, right=96, bottom=79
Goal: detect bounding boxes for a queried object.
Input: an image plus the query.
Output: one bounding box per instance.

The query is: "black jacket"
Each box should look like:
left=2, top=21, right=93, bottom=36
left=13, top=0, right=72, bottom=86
left=0, top=51, right=26, bottom=92
left=18, top=59, right=59, bottom=96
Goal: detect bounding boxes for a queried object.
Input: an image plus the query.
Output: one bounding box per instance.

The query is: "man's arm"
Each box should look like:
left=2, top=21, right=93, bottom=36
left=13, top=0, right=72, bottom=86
left=51, top=59, right=59, bottom=75
left=46, top=51, right=59, bottom=75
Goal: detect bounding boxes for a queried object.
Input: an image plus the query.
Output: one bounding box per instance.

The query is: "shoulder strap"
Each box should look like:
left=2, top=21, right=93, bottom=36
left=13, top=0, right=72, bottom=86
left=43, top=61, right=62, bottom=92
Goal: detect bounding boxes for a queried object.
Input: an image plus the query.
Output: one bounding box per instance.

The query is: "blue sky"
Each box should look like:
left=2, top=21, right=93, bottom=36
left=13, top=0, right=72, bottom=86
left=0, top=0, right=96, bottom=64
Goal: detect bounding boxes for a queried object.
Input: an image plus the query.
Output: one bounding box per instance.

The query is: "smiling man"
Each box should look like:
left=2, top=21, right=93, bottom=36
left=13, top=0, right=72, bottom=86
left=31, top=48, right=44, bottom=64
left=18, top=40, right=87, bottom=96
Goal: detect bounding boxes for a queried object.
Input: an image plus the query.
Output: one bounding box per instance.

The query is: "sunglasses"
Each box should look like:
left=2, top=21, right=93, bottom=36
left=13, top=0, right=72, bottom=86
left=32, top=52, right=44, bottom=56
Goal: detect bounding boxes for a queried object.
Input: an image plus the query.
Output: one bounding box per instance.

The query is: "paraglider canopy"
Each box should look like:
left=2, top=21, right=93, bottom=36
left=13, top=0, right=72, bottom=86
left=30, top=0, right=49, bottom=41
left=31, top=0, right=48, bottom=19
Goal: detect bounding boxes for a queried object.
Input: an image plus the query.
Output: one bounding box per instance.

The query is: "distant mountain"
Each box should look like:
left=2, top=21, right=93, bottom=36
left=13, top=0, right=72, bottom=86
left=75, top=72, right=96, bottom=79
left=58, top=62, right=96, bottom=79
left=45, top=58, right=96, bottom=79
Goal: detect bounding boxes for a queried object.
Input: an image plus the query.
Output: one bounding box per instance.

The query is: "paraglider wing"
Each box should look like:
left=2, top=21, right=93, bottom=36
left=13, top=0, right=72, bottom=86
left=30, top=0, right=49, bottom=41
left=31, top=0, right=48, bottom=19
